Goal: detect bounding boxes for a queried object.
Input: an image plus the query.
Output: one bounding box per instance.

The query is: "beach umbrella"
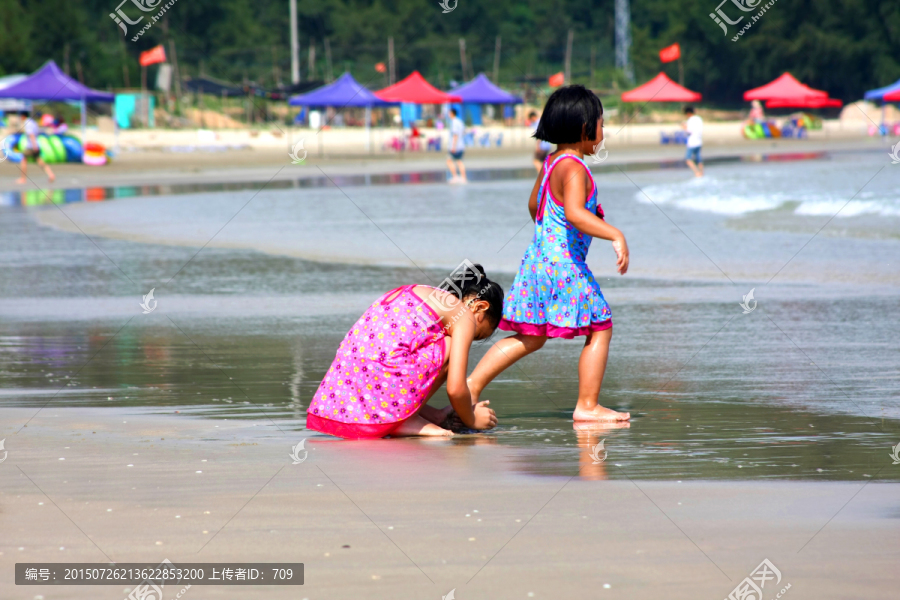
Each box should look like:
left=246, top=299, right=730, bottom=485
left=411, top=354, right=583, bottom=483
left=621, top=72, right=701, bottom=102
left=448, top=73, right=522, bottom=104
left=863, top=78, right=900, bottom=101
left=375, top=71, right=462, bottom=104
left=0, top=60, right=114, bottom=140
left=744, top=73, right=826, bottom=103
left=290, top=72, right=397, bottom=151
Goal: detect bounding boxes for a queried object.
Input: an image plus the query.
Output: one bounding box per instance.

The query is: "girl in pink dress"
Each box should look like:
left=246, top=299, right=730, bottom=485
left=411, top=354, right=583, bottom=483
left=307, top=264, right=504, bottom=439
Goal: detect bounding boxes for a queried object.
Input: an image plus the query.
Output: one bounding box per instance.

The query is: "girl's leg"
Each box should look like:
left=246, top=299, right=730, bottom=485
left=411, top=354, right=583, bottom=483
left=467, top=333, right=547, bottom=403
left=394, top=352, right=453, bottom=436
left=573, top=328, right=630, bottom=421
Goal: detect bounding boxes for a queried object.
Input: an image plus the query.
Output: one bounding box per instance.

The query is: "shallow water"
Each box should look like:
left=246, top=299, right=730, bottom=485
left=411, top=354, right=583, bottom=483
left=1, top=151, right=898, bottom=481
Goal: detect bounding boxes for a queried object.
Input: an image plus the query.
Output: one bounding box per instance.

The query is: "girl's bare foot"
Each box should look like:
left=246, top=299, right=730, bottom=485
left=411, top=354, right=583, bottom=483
left=15, top=177, right=26, bottom=185
left=572, top=405, right=630, bottom=421
left=392, top=414, right=453, bottom=437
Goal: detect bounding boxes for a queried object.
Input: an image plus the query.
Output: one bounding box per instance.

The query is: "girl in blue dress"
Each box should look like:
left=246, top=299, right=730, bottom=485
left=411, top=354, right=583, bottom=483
left=469, top=85, right=631, bottom=421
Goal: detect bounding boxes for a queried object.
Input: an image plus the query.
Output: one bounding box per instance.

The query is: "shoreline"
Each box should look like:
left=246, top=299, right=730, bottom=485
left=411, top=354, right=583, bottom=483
left=1, top=135, right=893, bottom=194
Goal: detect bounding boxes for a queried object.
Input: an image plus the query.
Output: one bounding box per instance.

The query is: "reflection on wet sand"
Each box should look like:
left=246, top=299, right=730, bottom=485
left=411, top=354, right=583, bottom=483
left=574, top=421, right=631, bottom=481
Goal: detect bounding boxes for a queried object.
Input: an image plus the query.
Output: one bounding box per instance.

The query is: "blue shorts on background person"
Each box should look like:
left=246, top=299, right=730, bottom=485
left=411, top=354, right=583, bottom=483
left=685, top=146, right=701, bottom=163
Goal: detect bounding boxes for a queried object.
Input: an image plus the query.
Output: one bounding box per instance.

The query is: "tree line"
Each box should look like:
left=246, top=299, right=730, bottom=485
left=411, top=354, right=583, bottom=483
left=1, top=0, right=898, bottom=106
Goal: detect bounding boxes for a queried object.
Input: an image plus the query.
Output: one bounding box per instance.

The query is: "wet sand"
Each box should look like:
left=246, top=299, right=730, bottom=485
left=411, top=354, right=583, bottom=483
left=2, top=408, right=898, bottom=600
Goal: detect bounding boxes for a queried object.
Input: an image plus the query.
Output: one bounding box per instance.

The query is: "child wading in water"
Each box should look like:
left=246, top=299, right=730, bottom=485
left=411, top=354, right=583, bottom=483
left=468, top=85, right=631, bottom=421
left=307, top=264, right=504, bottom=439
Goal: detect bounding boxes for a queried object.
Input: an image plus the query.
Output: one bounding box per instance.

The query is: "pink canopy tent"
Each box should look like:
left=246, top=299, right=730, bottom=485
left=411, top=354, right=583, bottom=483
left=375, top=71, right=462, bottom=104
left=621, top=72, right=701, bottom=102
left=744, top=72, right=841, bottom=108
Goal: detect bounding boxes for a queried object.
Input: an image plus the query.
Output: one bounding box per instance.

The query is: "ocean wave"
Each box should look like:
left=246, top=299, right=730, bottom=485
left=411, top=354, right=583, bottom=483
left=635, top=175, right=900, bottom=218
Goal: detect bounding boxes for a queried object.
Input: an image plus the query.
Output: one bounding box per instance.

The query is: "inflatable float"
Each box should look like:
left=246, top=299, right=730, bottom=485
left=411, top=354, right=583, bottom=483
left=3, top=133, right=109, bottom=165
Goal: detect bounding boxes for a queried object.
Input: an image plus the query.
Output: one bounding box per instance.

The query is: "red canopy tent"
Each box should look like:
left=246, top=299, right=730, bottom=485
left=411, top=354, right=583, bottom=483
left=743, top=72, right=842, bottom=108
left=375, top=71, right=462, bottom=103
left=621, top=72, right=701, bottom=102
left=882, top=89, right=900, bottom=102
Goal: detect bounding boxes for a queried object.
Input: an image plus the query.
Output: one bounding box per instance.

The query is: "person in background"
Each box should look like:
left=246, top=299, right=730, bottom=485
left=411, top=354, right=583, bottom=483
left=16, top=111, right=55, bottom=185
left=747, top=99, right=765, bottom=124
left=683, top=106, right=704, bottom=178
left=52, top=115, right=68, bottom=134
left=530, top=111, right=552, bottom=172
left=446, top=107, right=467, bottom=184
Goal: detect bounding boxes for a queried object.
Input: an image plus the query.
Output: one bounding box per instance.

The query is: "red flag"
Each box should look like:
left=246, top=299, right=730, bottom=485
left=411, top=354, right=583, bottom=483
left=548, top=72, right=565, bottom=87
left=139, top=45, right=167, bottom=67
left=659, top=43, right=681, bottom=63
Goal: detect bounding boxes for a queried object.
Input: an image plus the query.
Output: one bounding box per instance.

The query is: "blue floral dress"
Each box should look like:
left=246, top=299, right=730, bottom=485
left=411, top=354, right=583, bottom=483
left=499, top=153, right=612, bottom=339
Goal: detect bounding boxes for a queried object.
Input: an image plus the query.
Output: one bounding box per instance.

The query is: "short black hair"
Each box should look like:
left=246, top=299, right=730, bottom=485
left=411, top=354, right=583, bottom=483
left=684, top=106, right=695, bottom=114
left=534, top=85, right=603, bottom=144
left=449, top=107, right=458, bottom=117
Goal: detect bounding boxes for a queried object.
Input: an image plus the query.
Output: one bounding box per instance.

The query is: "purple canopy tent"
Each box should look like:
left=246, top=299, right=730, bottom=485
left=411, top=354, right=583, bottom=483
left=289, top=73, right=396, bottom=151
left=448, top=73, right=523, bottom=104
left=448, top=73, right=522, bottom=126
left=0, top=60, right=114, bottom=140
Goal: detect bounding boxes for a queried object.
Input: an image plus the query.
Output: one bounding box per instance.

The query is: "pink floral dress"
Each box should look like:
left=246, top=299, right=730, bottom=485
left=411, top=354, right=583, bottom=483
left=306, top=286, right=446, bottom=439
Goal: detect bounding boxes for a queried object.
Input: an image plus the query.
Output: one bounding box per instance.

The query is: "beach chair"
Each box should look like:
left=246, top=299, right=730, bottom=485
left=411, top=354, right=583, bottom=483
left=495, top=132, right=503, bottom=147
left=463, top=131, right=475, bottom=147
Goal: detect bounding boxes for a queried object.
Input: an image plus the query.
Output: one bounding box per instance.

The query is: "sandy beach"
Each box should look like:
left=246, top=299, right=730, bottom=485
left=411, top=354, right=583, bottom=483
left=2, top=128, right=899, bottom=600
left=3, top=408, right=898, bottom=600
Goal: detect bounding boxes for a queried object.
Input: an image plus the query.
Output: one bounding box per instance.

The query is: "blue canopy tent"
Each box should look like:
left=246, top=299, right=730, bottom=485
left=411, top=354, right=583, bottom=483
left=0, top=60, right=114, bottom=140
left=863, top=78, right=900, bottom=101
left=289, top=72, right=396, bottom=151
left=863, top=78, right=900, bottom=134
left=448, top=73, right=523, bottom=125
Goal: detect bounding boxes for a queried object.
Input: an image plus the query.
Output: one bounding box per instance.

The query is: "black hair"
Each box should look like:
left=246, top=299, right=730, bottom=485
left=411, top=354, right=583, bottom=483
left=446, top=263, right=504, bottom=327
left=534, top=85, right=603, bottom=145
left=684, top=106, right=695, bottom=114
left=449, top=107, right=458, bottom=116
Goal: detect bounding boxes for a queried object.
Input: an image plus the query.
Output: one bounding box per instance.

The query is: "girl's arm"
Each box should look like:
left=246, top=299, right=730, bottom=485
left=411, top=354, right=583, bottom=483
left=445, top=316, right=498, bottom=429
left=527, top=165, right=545, bottom=221
left=557, top=162, right=630, bottom=275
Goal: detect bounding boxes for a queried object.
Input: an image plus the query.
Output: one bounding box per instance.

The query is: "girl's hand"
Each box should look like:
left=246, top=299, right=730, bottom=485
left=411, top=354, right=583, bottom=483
left=612, top=237, right=629, bottom=275
left=472, top=400, right=498, bottom=430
